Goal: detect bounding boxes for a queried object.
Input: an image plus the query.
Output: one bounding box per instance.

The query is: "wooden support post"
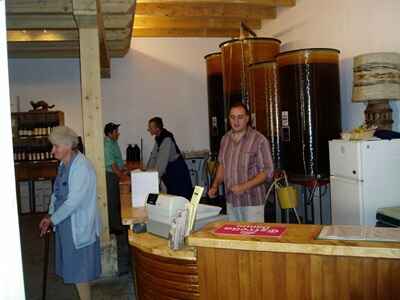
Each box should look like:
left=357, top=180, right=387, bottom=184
left=73, top=0, right=116, bottom=276
left=78, top=26, right=108, bottom=241
left=78, top=25, right=117, bottom=276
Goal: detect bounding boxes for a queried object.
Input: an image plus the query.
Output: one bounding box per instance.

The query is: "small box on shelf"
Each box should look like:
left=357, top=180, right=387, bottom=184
left=34, top=180, right=52, bottom=213
left=18, top=181, right=31, bottom=214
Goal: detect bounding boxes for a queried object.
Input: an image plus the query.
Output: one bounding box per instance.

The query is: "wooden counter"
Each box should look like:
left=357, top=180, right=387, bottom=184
left=121, top=183, right=199, bottom=300
left=129, top=231, right=199, bottom=300
left=129, top=231, right=196, bottom=261
left=188, top=221, right=400, bottom=259
left=120, top=189, right=147, bottom=226
left=188, top=221, right=400, bottom=300
left=120, top=178, right=400, bottom=299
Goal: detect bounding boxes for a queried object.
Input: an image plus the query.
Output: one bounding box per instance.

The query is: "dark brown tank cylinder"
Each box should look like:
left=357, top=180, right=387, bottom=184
left=248, top=61, right=282, bottom=169
left=205, top=52, right=224, bottom=158
left=277, top=48, right=342, bottom=178
left=219, top=38, right=281, bottom=114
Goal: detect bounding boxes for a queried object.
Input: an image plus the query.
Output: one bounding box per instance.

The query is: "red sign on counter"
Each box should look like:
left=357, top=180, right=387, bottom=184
left=213, top=224, right=287, bottom=238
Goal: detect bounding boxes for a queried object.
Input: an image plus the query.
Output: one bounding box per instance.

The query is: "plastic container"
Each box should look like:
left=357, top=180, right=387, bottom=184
left=126, top=144, right=134, bottom=162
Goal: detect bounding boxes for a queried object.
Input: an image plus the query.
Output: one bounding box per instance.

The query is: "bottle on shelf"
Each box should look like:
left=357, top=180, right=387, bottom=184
left=14, top=148, right=18, bottom=161
left=29, top=145, right=34, bottom=161
left=40, top=125, right=46, bottom=136
left=19, top=126, right=27, bottom=136
left=133, top=144, right=141, bottom=161
left=126, top=144, right=134, bottom=162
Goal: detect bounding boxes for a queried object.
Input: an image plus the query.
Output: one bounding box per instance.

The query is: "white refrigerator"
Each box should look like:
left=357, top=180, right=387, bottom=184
left=329, top=139, right=400, bottom=225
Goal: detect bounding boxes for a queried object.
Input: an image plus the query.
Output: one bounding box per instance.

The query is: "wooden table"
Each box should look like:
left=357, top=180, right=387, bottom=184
left=188, top=221, right=400, bottom=300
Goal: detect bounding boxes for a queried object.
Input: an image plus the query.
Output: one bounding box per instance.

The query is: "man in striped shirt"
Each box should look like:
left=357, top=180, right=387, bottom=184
left=208, top=102, right=274, bottom=222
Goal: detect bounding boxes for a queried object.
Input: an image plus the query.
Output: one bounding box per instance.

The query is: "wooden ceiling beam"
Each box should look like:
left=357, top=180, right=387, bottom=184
left=6, top=0, right=72, bottom=14
left=6, top=0, right=135, bottom=60
left=8, top=27, right=239, bottom=41
left=6, top=14, right=133, bottom=30
left=136, top=0, right=295, bottom=6
left=8, top=48, right=129, bottom=58
left=96, top=0, right=111, bottom=78
left=136, top=3, right=276, bottom=19
left=134, top=16, right=261, bottom=30
left=72, top=0, right=112, bottom=78
left=6, top=0, right=136, bottom=14
left=8, top=30, right=78, bottom=42
left=104, top=14, right=133, bottom=29
left=133, top=27, right=239, bottom=38
left=7, top=29, right=130, bottom=42
left=101, top=0, right=136, bottom=14
left=8, top=39, right=129, bottom=50
left=7, top=15, right=76, bottom=30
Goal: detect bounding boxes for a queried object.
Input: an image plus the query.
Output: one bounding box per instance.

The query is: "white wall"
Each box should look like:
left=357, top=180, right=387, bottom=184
left=0, top=1, right=25, bottom=298
left=9, top=37, right=227, bottom=161
left=258, top=0, right=400, bottom=131
left=101, top=38, right=226, bottom=160
left=9, top=58, right=82, bottom=131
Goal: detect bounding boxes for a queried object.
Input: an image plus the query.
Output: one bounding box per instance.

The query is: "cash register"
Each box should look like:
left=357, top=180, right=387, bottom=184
left=146, top=193, right=225, bottom=238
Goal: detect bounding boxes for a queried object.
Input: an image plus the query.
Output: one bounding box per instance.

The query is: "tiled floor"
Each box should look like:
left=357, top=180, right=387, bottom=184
left=19, top=214, right=135, bottom=300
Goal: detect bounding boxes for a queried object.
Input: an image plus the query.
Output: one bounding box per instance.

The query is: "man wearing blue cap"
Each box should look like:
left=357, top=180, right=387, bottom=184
left=104, top=122, right=125, bottom=233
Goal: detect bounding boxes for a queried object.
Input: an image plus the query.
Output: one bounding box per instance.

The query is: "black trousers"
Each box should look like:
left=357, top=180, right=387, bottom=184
left=106, top=172, right=124, bottom=232
left=162, top=156, right=193, bottom=200
left=106, top=172, right=131, bottom=275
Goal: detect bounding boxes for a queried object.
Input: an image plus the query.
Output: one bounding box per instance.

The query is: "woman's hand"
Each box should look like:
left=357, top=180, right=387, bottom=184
left=39, top=216, right=52, bottom=237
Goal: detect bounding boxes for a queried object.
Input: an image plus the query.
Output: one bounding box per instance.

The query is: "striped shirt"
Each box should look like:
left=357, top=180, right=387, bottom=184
left=218, top=127, right=274, bottom=207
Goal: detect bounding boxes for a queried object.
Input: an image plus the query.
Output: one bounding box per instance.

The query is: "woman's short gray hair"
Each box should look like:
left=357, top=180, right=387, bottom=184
left=49, top=126, right=79, bottom=148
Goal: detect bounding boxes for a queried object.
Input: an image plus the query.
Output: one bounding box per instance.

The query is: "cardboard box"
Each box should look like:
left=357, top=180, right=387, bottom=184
left=131, top=171, right=159, bottom=207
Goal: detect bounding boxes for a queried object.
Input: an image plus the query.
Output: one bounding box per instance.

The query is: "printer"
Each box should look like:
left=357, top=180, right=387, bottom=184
left=146, top=194, right=226, bottom=238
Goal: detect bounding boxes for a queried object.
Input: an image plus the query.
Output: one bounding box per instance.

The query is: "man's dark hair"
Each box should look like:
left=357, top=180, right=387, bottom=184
left=104, top=122, right=120, bottom=136
left=229, top=101, right=250, bottom=115
left=149, top=117, right=164, bottom=129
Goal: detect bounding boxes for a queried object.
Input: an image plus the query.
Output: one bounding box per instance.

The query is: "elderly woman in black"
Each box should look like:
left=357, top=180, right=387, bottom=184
left=146, top=117, right=193, bottom=200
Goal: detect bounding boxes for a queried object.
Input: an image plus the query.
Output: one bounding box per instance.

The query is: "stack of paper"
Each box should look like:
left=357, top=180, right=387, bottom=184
left=318, top=225, right=400, bottom=242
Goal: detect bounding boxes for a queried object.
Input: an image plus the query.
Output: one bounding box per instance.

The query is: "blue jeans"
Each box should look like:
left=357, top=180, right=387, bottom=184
left=226, top=203, right=264, bottom=222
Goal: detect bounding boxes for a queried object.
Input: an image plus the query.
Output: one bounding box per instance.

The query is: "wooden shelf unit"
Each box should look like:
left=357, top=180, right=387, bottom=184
left=12, top=110, right=64, bottom=214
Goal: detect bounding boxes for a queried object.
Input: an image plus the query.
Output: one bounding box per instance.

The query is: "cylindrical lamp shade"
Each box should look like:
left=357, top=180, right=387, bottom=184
left=353, top=52, right=400, bottom=102
left=248, top=61, right=282, bottom=169
left=219, top=38, right=281, bottom=115
left=277, top=48, right=342, bottom=178
left=205, top=52, right=225, bottom=158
